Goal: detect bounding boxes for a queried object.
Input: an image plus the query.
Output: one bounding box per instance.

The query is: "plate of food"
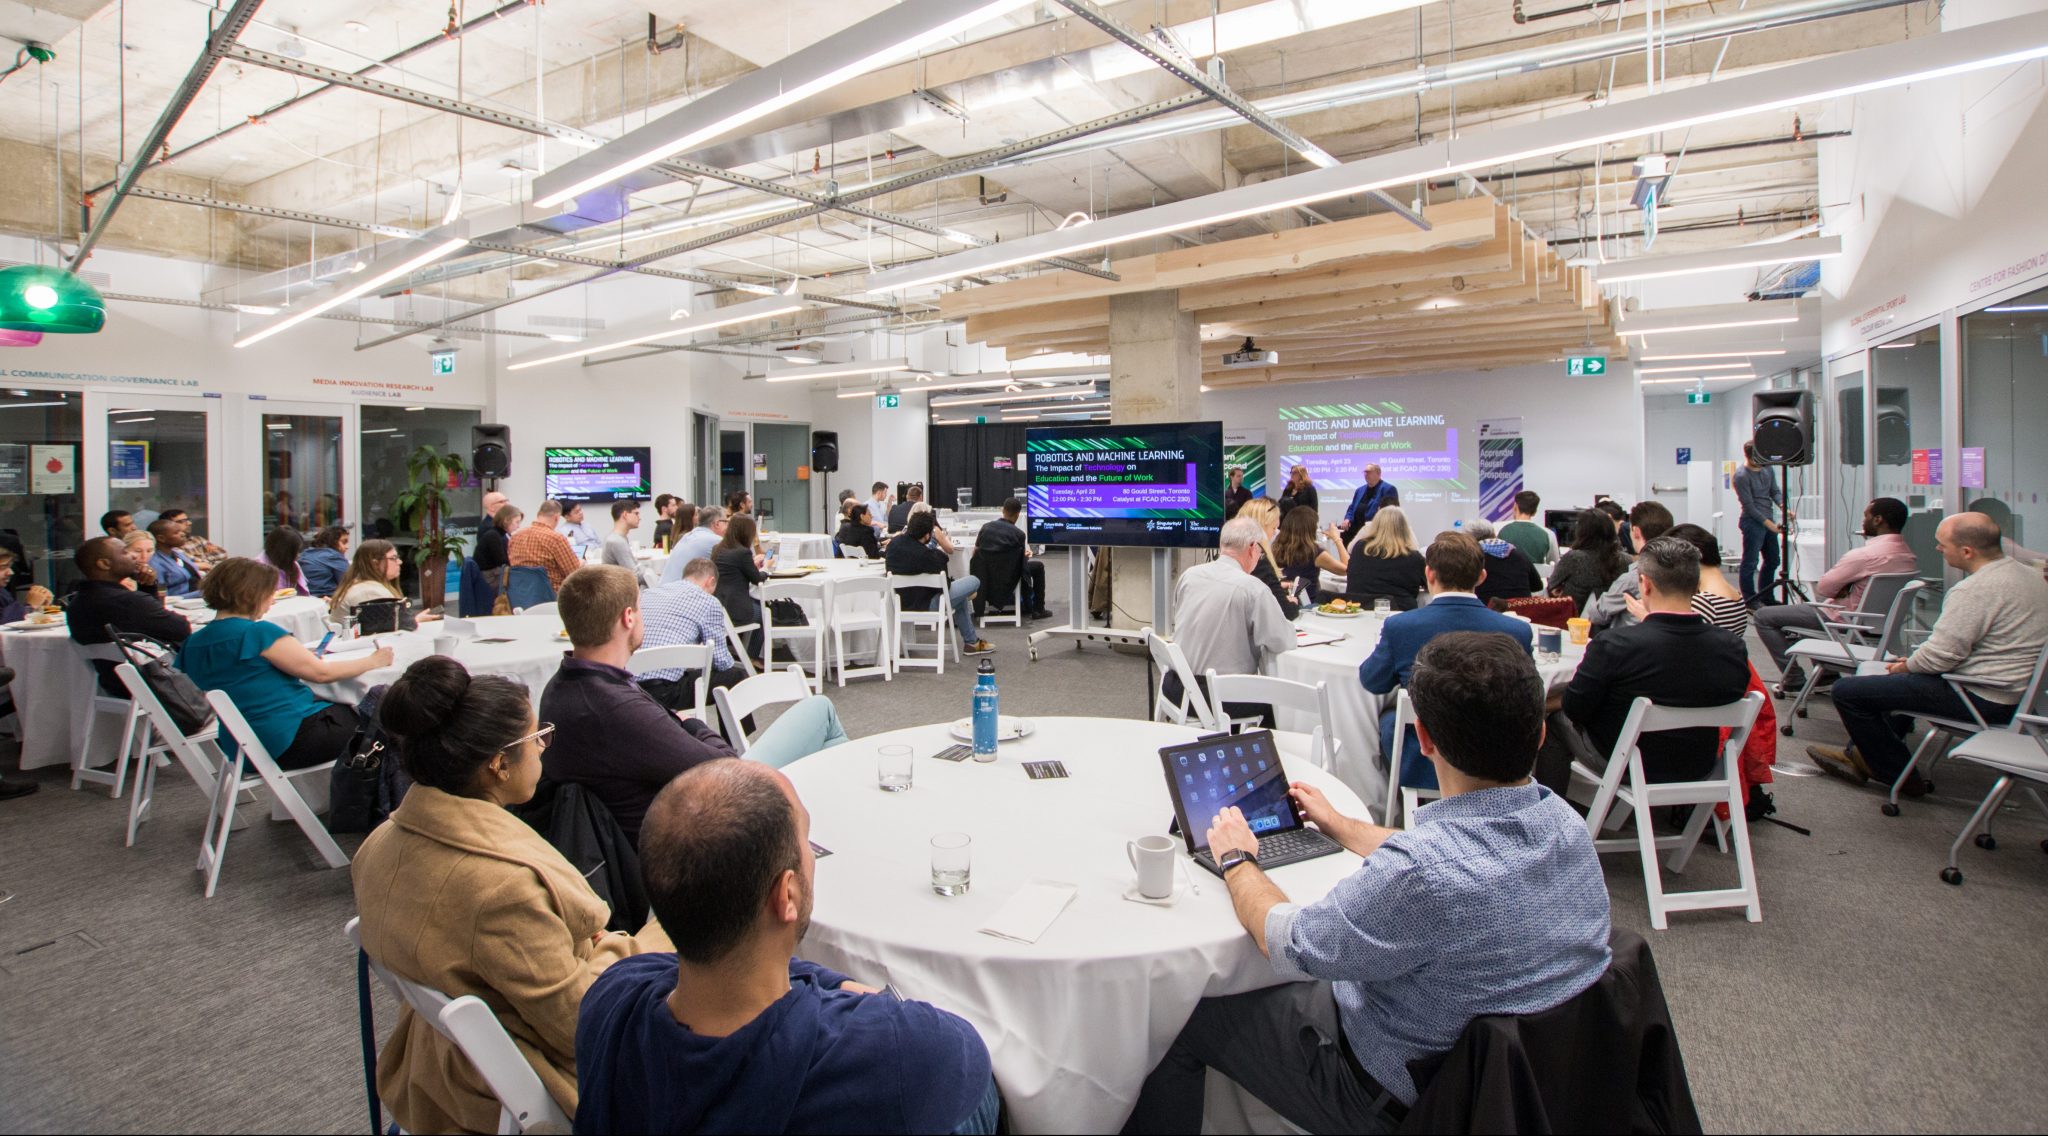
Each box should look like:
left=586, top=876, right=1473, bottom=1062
left=948, top=716, right=1035, bottom=743
left=1314, top=599, right=1364, bottom=618
left=5, top=608, right=67, bottom=631
left=274, top=587, right=299, bottom=600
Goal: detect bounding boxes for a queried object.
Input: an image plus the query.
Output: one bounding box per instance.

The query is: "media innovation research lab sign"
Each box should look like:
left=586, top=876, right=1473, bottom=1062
left=1565, top=355, right=1607, bottom=376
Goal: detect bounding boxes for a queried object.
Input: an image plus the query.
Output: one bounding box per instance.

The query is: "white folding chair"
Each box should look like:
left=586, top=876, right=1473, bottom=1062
left=1937, top=711, right=2048, bottom=886
left=760, top=580, right=829, bottom=693
left=72, top=642, right=147, bottom=798
left=112, top=662, right=225, bottom=848
left=725, top=622, right=759, bottom=676
left=517, top=600, right=559, bottom=617
left=1778, top=574, right=1922, bottom=719
left=1383, top=689, right=1440, bottom=828
left=1145, top=629, right=1220, bottom=730
left=978, top=567, right=1026, bottom=629
left=346, top=918, right=570, bottom=1135
left=198, top=689, right=350, bottom=897
left=712, top=664, right=812, bottom=757
left=890, top=573, right=959, bottom=674
left=827, top=575, right=894, bottom=687
left=1881, top=640, right=2048, bottom=816
left=1572, top=692, right=1766, bottom=930
left=626, top=643, right=713, bottom=726
left=1205, top=669, right=1338, bottom=771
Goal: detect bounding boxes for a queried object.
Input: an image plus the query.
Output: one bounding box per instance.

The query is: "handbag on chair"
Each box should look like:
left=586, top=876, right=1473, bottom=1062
left=492, top=566, right=512, bottom=616
left=107, top=625, right=215, bottom=734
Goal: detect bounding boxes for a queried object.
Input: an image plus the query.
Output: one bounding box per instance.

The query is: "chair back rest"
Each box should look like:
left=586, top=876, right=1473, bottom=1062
left=114, top=661, right=223, bottom=789
left=1609, top=691, right=1765, bottom=773
left=1504, top=596, right=1576, bottom=629
left=344, top=918, right=570, bottom=1135
left=761, top=579, right=830, bottom=629
left=712, top=664, right=811, bottom=753
left=625, top=643, right=712, bottom=677
left=1206, top=669, right=1335, bottom=768
left=1146, top=629, right=1219, bottom=729
left=1854, top=571, right=1918, bottom=617
left=888, top=572, right=947, bottom=591
left=205, top=688, right=286, bottom=771
left=1876, top=579, right=1929, bottom=658
left=831, top=574, right=893, bottom=619
left=505, top=566, right=555, bottom=610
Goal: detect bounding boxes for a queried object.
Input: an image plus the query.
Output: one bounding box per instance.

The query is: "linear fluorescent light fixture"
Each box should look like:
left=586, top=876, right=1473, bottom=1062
left=930, top=389, right=1103, bottom=408
left=1593, top=235, right=1843, bottom=286
left=508, top=294, right=812, bottom=370
left=1616, top=299, right=1804, bottom=339
left=866, top=11, right=2048, bottom=292
left=1985, top=303, right=2048, bottom=313
left=1637, top=362, right=1758, bottom=374
left=763, top=357, right=913, bottom=383
left=236, top=232, right=469, bottom=347
left=1638, top=349, right=1787, bottom=361
left=531, top=0, right=1034, bottom=210
left=1642, top=375, right=1753, bottom=385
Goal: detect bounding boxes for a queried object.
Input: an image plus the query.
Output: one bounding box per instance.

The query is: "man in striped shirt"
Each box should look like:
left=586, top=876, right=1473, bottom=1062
left=636, top=557, right=747, bottom=713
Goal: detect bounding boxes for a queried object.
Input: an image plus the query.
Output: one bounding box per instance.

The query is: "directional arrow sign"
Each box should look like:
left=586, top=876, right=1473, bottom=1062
left=1687, top=390, right=1712, bottom=405
left=1566, top=355, right=1607, bottom=376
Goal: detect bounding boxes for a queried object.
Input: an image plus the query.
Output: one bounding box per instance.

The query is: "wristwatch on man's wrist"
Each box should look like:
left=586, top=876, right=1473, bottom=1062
left=1218, top=848, right=1260, bottom=875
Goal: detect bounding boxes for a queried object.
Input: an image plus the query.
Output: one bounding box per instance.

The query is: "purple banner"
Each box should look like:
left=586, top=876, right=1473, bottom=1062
left=1961, top=446, right=1986, bottom=489
left=1292, top=427, right=1459, bottom=482
left=1039, top=461, right=1198, bottom=516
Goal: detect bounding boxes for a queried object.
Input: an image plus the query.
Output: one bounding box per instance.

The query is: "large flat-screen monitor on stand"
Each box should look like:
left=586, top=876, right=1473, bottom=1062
left=1024, top=421, right=1226, bottom=549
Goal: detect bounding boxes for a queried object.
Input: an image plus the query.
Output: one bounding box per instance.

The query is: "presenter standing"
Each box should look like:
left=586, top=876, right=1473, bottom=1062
left=1338, top=463, right=1399, bottom=546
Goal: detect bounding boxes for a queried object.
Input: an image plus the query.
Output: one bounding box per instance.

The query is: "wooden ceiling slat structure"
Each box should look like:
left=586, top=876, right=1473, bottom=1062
left=939, top=198, right=1620, bottom=386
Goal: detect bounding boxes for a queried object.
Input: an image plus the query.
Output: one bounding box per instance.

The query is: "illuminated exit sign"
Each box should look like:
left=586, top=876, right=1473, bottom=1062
left=1566, top=355, right=1606, bottom=376
left=1687, top=390, right=1712, bottom=405
left=431, top=350, right=456, bottom=376
left=875, top=393, right=900, bottom=409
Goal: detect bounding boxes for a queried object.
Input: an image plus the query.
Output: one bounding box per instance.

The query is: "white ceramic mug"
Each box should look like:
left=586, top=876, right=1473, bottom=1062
left=1127, top=834, right=1178, bottom=899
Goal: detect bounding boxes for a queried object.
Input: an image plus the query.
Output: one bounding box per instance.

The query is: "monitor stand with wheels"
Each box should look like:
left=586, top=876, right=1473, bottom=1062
left=1027, top=546, right=1168, bottom=662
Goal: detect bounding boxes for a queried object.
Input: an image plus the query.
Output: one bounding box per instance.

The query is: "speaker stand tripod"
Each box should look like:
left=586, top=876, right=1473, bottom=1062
left=1762, top=461, right=1808, bottom=606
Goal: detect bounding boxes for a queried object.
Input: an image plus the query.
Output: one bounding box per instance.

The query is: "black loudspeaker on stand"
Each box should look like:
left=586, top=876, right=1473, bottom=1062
left=1750, top=392, right=1811, bottom=605
left=811, top=430, right=839, bottom=473
left=471, top=424, right=512, bottom=479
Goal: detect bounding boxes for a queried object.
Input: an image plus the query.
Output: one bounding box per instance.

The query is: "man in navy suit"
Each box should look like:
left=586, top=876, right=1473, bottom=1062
left=1338, top=464, right=1400, bottom=546
left=1360, top=530, right=1535, bottom=793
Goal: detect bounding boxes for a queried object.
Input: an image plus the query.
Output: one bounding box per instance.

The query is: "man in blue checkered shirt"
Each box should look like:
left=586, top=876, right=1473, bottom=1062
left=1124, top=632, right=1612, bottom=1134
left=636, top=557, right=747, bottom=713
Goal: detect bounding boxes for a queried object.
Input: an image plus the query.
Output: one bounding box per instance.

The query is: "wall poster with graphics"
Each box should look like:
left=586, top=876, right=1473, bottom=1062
left=1476, top=418, right=1524, bottom=521
left=30, top=444, right=74, bottom=494
left=110, top=441, right=151, bottom=489
left=0, top=444, right=25, bottom=495
left=1223, top=428, right=1268, bottom=499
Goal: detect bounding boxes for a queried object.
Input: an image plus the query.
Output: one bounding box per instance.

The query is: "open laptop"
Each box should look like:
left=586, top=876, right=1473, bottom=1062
left=1159, top=730, right=1345, bottom=877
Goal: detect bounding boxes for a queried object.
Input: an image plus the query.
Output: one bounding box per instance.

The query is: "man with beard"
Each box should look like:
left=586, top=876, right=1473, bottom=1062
left=573, top=761, right=999, bottom=1134
left=1751, top=496, right=1919, bottom=687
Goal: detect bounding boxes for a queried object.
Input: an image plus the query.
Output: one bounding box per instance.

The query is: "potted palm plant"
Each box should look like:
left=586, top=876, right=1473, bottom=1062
left=391, top=443, right=468, bottom=612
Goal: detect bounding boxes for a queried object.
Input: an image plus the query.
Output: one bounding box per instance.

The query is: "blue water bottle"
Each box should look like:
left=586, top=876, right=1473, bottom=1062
left=972, top=657, right=999, bottom=762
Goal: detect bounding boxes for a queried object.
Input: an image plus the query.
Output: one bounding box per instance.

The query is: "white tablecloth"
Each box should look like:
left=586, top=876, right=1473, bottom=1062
left=784, top=716, right=1368, bottom=1133
left=1274, top=609, right=1586, bottom=816
left=766, top=532, right=835, bottom=561
left=306, top=615, right=570, bottom=705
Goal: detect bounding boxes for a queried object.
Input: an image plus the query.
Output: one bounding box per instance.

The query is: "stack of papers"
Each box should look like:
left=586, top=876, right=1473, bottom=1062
left=978, top=882, right=1078, bottom=944
left=1295, top=629, right=1347, bottom=647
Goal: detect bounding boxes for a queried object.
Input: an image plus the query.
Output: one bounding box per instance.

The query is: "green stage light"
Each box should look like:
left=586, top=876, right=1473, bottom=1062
left=0, top=265, right=106, bottom=334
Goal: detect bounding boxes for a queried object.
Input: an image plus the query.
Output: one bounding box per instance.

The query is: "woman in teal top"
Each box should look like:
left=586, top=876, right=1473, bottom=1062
left=180, top=558, right=392, bottom=768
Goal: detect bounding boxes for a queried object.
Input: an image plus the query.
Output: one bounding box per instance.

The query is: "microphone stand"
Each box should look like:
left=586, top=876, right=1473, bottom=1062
left=1765, top=461, right=1809, bottom=605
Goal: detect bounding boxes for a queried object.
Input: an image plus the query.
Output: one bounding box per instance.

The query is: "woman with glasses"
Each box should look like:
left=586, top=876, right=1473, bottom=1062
left=329, top=538, right=442, bottom=631
left=353, top=655, right=668, bottom=1135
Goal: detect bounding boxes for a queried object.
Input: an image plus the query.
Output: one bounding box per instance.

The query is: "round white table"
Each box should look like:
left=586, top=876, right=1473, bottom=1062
left=783, top=716, right=1369, bottom=1133
left=306, top=615, right=570, bottom=705
left=1275, top=608, right=1586, bottom=816
left=765, top=531, right=835, bottom=561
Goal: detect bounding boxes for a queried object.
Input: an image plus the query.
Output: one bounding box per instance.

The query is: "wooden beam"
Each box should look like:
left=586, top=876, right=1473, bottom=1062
left=1175, top=234, right=1518, bottom=311
left=963, top=297, right=1112, bottom=343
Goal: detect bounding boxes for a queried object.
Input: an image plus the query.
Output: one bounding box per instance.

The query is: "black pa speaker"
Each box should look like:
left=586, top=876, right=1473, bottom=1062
left=471, top=424, right=512, bottom=479
left=811, top=430, right=839, bottom=473
left=1751, top=390, right=1813, bottom=465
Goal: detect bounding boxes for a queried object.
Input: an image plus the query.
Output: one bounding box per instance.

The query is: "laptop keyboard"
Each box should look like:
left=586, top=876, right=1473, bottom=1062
left=1259, top=828, right=1340, bottom=861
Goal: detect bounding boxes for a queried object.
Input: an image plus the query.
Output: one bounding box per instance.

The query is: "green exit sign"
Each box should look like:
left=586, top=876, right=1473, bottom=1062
left=975, top=415, right=988, bottom=424
left=1566, top=355, right=1606, bottom=376
left=1687, top=390, right=1712, bottom=405
left=431, top=351, right=456, bottom=376
left=874, top=393, right=900, bottom=409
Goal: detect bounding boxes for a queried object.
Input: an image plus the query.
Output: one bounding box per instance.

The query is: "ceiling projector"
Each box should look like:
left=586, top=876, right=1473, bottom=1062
left=1221, top=337, right=1278, bottom=368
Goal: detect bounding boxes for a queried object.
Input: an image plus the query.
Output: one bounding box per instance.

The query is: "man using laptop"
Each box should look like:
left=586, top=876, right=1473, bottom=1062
left=1123, top=633, right=1612, bottom=1134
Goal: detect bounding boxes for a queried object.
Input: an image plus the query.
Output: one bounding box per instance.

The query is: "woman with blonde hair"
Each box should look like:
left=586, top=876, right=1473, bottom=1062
left=1232, top=497, right=1299, bottom=619
left=1343, top=505, right=1426, bottom=610
left=330, top=538, right=441, bottom=631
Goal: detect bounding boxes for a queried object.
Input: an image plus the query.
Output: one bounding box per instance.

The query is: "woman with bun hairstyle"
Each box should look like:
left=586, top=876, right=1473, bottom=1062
left=351, top=656, right=668, bottom=1134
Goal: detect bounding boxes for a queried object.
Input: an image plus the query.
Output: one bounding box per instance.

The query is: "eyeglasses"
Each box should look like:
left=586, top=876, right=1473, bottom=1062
left=509, top=722, right=555, bottom=752
left=382, top=553, right=402, bottom=562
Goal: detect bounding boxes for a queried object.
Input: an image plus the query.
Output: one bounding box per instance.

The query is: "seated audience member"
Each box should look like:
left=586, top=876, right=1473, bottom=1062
left=1546, top=508, right=1628, bottom=614
left=1344, top=505, right=1426, bottom=611
left=559, top=500, right=602, bottom=559
left=1124, top=632, right=1611, bottom=1134
left=664, top=506, right=725, bottom=585
left=1588, top=501, right=1676, bottom=630
left=1465, top=518, right=1542, bottom=606
left=476, top=504, right=518, bottom=576
left=1753, top=497, right=1917, bottom=684
left=331, top=539, right=441, bottom=631
left=158, top=508, right=227, bottom=566
left=354, top=655, right=668, bottom=1135
left=575, top=761, right=998, bottom=1135
left=511, top=500, right=585, bottom=592
left=868, top=482, right=893, bottom=532
left=1164, top=517, right=1296, bottom=726
left=1271, top=505, right=1347, bottom=606
left=301, top=526, right=351, bottom=597
left=1361, top=532, right=1535, bottom=792
left=729, top=490, right=753, bottom=516
left=0, top=546, right=53, bottom=624
left=602, top=500, right=643, bottom=574
left=1277, top=464, right=1319, bottom=518
left=651, top=494, right=679, bottom=549
left=1658, top=524, right=1748, bottom=634
left=714, top=514, right=772, bottom=657
left=101, top=509, right=136, bottom=540
left=146, top=518, right=204, bottom=598
left=121, top=531, right=164, bottom=596
left=836, top=503, right=882, bottom=560
left=264, top=525, right=311, bottom=596
left=887, top=484, right=923, bottom=532
left=68, top=537, right=190, bottom=694
left=887, top=509, right=992, bottom=656
left=1498, top=490, right=1553, bottom=564
left=1595, top=499, right=1631, bottom=554
left=668, top=501, right=698, bottom=549
left=179, top=557, right=390, bottom=768
left=637, top=558, right=749, bottom=713
left=1236, top=498, right=1300, bottom=620
left=971, top=497, right=1049, bottom=619
left=0, top=528, right=26, bottom=593
left=1562, top=538, right=1750, bottom=783
left=1224, top=466, right=1253, bottom=520
left=540, top=566, right=846, bottom=842
left=477, top=490, right=508, bottom=542
left=1808, top=512, right=2048, bottom=793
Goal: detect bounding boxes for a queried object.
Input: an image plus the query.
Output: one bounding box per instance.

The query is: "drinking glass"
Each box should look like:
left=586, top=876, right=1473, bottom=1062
left=930, top=832, right=972, bottom=895
left=877, top=744, right=914, bottom=792
left=1372, top=597, right=1392, bottom=615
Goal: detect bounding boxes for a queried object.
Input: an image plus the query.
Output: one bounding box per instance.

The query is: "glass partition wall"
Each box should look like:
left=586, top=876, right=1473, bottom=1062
left=1961, top=283, right=2048, bottom=559
left=0, top=388, right=85, bottom=591
left=1870, top=324, right=1947, bottom=580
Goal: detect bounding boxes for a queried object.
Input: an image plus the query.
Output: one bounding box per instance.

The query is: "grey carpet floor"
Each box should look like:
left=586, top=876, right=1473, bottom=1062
left=3, top=562, right=2045, bottom=1133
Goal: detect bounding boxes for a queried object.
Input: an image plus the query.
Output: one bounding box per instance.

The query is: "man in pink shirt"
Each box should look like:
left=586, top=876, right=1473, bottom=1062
left=1754, top=497, right=1921, bottom=684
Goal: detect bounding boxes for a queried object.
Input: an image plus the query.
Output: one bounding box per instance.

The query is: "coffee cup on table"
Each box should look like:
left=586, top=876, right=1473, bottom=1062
left=1127, top=834, right=1178, bottom=899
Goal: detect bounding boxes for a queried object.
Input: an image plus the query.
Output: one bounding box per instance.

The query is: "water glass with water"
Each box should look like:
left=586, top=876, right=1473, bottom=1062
left=1372, top=597, right=1392, bottom=616
left=930, top=832, right=972, bottom=895
left=877, top=744, right=914, bottom=792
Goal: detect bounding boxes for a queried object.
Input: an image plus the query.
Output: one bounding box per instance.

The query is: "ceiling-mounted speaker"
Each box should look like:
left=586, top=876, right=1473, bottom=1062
left=1751, top=390, right=1813, bottom=465
left=472, top=423, right=512, bottom=479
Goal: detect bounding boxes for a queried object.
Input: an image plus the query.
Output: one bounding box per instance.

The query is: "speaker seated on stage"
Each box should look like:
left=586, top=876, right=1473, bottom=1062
left=1733, top=441, right=1792, bottom=609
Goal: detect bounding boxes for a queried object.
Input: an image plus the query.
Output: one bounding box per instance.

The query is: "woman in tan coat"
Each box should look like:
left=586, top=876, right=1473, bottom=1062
left=352, top=656, right=667, bottom=1134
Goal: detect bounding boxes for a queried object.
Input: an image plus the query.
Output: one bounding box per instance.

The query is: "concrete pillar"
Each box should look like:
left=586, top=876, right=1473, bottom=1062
left=1106, top=290, right=1204, bottom=630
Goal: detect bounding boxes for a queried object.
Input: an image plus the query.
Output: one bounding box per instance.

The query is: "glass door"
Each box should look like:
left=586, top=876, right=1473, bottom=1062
left=85, top=391, right=223, bottom=560
left=1826, top=357, right=1867, bottom=566
left=255, top=400, right=353, bottom=538
left=1, top=388, right=86, bottom=592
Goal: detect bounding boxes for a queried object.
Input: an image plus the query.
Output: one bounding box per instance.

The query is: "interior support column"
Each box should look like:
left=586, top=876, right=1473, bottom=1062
left=1106, top=290, right=1203, bottom=631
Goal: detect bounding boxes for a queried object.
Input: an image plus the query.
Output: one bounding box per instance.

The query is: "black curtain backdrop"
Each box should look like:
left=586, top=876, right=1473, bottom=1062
left=928, top=424, right=1030, bottom=510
